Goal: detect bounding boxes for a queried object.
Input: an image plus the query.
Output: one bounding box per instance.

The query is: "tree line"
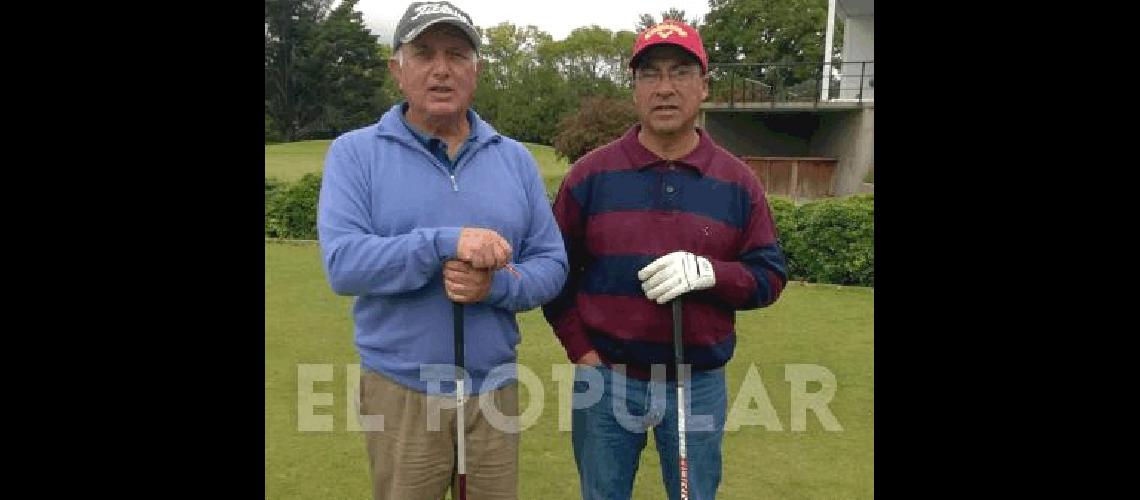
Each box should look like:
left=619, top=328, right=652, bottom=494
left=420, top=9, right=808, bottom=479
left=266, top=0, right=839, bottom=157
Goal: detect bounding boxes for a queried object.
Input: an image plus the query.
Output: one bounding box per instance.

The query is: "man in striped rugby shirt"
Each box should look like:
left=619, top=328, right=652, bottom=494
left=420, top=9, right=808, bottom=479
left=542, top=19, right=789, bottom=500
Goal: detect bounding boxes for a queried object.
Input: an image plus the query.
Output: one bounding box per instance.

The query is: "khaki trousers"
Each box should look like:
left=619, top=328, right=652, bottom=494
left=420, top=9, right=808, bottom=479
left=359, top=368, right=519, bottom=500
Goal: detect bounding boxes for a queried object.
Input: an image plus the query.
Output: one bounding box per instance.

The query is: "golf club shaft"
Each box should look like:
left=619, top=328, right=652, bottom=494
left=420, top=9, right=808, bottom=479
left=453, top=302, right=467, bottom=500
left=673, top=298, right=690, bottom=500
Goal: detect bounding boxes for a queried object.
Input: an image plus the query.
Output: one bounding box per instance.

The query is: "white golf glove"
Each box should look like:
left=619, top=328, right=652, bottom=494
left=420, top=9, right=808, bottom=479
left=637, top=251, right=716, bottom=304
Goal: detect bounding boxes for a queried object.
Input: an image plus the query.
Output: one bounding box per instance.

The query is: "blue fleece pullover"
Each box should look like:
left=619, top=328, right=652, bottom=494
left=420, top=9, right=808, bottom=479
left=317, top=104, right=568, bottom=395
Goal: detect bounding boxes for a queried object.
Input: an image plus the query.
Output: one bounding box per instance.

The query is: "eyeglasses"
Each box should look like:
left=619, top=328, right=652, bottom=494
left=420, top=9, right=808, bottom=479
left=634, top=65, right=702, bottom=86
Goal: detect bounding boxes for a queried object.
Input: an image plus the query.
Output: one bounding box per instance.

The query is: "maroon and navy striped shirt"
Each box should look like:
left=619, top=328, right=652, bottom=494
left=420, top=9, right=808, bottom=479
left=542, top=124, right=788, bottom=379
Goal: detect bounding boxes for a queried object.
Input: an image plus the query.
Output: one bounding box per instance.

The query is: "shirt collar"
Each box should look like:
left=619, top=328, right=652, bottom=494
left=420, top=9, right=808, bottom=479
left=398, top=101, right=479, bottom=149
left=618, top=123, right=715, bottom=176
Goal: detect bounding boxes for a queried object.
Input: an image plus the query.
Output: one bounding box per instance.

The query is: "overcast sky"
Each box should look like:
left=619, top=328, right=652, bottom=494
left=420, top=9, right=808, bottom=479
left=353, top=0, right=712, bottom=43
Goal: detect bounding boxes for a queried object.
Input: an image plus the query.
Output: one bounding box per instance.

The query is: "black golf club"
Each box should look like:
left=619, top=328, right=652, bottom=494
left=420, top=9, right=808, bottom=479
left=453, top=301, right=467, bottom=500
left=672, top=298, right=690, bottom=500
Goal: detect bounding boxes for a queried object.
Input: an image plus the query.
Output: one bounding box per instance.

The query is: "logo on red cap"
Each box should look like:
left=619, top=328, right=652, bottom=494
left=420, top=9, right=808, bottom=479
left=643, top=22, right=689, bottom=40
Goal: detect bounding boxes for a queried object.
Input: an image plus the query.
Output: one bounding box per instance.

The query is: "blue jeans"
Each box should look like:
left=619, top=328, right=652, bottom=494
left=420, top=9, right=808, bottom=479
left=571, top=364, right=727, bottom=500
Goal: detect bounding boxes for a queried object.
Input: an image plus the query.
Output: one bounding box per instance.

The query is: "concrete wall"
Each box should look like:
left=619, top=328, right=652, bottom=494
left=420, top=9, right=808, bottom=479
left=810, top=108, right=874, bottom=196
left=702, top=108, right=874, bottom=197
left=840, top=15, right=874, bottom=100
left=702, top=112, right=819, bottom=157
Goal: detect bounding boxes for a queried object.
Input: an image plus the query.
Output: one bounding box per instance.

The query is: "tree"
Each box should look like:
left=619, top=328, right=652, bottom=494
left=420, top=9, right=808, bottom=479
left=265, top=0, right=391, bottom=142
left=265, top=0, right=328, bottom=142
left=472, top=23, right=635, bottom=145
left=540, top=26, right=637, bottom=90
left=636, top=8, right=702, bottom=31
left=477, top=23, right=553, bottom=89
left=311, top=1, right=391, bottom=137
left=472, top=23, right=573, bottom=144
left=552, top=95, right=638, bottom=163
left=701, top=0, right=842, bottom=100
left=373, top=43, right=401, bottom=111
left=703, top=0, right=834, bottom=64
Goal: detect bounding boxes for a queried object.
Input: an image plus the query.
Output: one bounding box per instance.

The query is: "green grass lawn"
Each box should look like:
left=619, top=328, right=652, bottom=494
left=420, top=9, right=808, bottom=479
left=264, top=140, right=334, bottom=182
left=265, top=140, right=571, bottom=200
left=523, top=143, right=571, bottom=201
left=266, top=242, right=873, bottom=499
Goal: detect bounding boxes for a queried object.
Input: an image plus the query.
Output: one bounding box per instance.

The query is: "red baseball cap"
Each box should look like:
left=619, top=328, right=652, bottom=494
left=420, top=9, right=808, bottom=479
left=630, top=20, right=708, bottom=74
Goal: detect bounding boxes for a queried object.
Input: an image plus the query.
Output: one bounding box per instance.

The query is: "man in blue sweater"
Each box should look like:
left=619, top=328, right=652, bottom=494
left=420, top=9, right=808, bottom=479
left=316, top=2, right=567, bottom=499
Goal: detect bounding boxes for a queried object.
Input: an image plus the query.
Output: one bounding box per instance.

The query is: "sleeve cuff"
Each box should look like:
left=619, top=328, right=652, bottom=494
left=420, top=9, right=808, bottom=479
left=434, top=227, right=462, bottom=261
left=705, top=258, right=751, bottom=306
left=487, top=268, right=511, bottom=305
left=708, top=258, right=734, bottom=293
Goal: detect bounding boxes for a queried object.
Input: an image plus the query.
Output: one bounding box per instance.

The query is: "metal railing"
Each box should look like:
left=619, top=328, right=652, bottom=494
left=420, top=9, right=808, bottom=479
left=706, top=60, right=874, bottom=107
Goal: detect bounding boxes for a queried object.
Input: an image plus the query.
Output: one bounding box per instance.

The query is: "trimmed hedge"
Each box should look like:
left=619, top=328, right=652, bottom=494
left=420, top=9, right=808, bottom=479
left=264, top=174, right=874, bottom=286
left=265, top=173, right=321, bottom=240
left=769, top=194, right=874, bottom=287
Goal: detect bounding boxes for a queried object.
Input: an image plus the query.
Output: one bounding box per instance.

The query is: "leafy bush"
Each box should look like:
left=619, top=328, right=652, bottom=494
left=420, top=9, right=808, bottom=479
left=772, top=194, right=873, bottom=286
left=552, top=95, right=638, bottom=164
left=265, top=173, right=322, bottom=239
left=262, top=172, right=874, bottom=287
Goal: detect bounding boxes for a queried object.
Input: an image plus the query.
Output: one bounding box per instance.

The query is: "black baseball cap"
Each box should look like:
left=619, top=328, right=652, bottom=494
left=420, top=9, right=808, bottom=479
left=393, top=1, right=480, bottom=51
